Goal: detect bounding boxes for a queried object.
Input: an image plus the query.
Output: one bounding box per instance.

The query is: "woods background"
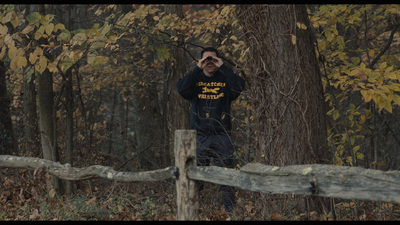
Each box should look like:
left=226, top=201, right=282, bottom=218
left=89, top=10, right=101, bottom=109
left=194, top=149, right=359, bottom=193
left=1, top=4, right=400, bottom=220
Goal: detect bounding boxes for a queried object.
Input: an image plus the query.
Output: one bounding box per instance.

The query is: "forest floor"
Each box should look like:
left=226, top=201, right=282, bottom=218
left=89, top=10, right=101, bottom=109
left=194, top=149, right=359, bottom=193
left=1, top=167, right=400, bottom=221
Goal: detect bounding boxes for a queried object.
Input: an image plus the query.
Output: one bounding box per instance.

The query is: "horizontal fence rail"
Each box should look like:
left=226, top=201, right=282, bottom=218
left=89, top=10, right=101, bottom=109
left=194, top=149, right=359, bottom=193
left=2, top=130, right=400, bottom=220
left=187, top=163, right=400, bottom=204
left=0, top=155, right=176, bottom=182
left=2, top=154, right=399, bottom=204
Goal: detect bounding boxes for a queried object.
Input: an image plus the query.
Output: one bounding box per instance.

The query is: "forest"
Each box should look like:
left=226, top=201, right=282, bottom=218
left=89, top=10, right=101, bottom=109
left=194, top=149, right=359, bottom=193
left=1, top=4, right=400, bottom=221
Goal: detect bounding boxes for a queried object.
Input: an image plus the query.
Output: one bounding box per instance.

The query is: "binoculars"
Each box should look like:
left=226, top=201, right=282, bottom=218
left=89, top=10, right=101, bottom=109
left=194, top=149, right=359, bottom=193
left=204, top=56, right=217, bottom=63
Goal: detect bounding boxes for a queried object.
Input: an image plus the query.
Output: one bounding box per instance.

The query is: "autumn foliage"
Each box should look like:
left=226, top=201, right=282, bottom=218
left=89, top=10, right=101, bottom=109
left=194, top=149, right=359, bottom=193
left=1, top=4, right=400, bottom=220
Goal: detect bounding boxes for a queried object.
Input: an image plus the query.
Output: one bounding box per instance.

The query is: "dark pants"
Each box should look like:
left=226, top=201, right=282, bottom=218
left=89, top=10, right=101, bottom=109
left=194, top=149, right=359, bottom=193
left=196, top=134, right=236, bottom=212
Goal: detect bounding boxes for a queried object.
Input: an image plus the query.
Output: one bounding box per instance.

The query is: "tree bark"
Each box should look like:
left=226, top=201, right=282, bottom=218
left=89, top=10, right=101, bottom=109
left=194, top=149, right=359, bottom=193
left=0, top=155, right=175, bottom=182
left=186, top=163, right=400, bottom=204
left=37, top=68, right=61, bottom=195
left=0, top=61, right=16, bottom=155
left=174, top=130, right=199, bottom=220
left=131, top=71, right=163, bottom=170
left=65, top=69, right=74, bottom=196
left=236, top=4, right=331, bottom=215
left=161, top=5, right=190, bottom=168
left=23, top=66, right=40, bottom=156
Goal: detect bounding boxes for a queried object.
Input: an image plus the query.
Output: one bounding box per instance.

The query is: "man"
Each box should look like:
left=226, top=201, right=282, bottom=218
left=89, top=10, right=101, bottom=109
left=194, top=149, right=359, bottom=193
left=176, top=47, right=245, bottom=213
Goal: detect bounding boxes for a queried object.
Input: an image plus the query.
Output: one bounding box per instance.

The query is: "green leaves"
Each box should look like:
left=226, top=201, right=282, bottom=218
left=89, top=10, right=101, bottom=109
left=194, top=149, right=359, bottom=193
left=26, top=12, right=40, bottom=23
left=87, top=54, right=109, bottom=67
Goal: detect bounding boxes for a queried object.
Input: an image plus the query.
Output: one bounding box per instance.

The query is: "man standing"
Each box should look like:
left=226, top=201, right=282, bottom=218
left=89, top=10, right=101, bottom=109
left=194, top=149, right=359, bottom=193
left=176, top=47, right=245, bottom=213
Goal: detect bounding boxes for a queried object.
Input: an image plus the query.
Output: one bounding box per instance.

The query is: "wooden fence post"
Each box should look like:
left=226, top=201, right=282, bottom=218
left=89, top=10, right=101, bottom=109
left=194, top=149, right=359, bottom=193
left=174, top=129, right=199, bottom=220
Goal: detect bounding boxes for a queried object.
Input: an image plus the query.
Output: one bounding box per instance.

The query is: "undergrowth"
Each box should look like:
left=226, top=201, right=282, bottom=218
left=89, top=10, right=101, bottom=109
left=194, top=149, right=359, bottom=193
left=1, top=167, right=400, bottom=221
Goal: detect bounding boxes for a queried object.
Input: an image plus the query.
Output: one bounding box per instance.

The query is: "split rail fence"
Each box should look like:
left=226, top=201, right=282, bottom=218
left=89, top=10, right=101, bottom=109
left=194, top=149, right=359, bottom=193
left=1, top=130, right=400, bottom=220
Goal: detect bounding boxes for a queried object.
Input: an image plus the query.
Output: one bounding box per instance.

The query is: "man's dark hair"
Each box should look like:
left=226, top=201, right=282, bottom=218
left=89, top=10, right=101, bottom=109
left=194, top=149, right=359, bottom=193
left=201, top=47, right=219, bottom=58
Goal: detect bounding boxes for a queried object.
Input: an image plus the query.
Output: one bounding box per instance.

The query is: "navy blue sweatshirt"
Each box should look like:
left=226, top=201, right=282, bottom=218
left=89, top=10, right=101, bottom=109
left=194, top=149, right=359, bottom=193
left=176, top=64, right=245, bottom=136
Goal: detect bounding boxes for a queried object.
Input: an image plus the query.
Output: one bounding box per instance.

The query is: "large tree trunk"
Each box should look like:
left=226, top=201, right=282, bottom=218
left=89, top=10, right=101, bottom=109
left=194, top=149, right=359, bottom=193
left=236, top=5, right=331, bottom=217
left=161, top=5, right=190, bottom=168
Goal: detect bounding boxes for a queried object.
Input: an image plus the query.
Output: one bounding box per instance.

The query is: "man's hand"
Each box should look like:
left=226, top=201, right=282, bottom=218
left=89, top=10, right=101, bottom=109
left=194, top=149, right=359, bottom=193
left=197, top=56, right=208, bottom=69
left=213, top=56, right=223, bottom=67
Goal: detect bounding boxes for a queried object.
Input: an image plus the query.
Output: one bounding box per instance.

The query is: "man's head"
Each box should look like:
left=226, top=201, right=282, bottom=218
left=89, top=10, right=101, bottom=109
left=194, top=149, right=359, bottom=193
left=201, top=47, right=219, bottom=58
left=200, top=47, right=220, bottom=77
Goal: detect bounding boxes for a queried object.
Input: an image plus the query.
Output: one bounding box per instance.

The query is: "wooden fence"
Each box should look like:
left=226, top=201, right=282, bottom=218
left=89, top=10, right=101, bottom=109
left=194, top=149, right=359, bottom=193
left=1, top=129, right=400, bottom=220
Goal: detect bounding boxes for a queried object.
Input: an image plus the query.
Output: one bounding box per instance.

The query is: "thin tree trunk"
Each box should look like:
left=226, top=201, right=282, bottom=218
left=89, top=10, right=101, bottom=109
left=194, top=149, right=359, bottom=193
left=65, top=69, right=74, bottom=196
left=107, top=86, right=117, bottom=156
left=23, top=66, right=40, bottom=156
left=37, top=68, right=61, bottom=195
left=0, top=61, right=16, bottom=155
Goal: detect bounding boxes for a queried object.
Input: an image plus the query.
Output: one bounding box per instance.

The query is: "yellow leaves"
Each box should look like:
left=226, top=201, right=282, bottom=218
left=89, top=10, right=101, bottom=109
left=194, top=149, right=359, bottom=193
left=21, top=24, right=35, bottom=35
left=360, top=89, right=373, bottom=103
left=87, top=54, right=109, bottom=67
left=28, top=53, right=37, bottom=65
left=360, top=86, right=400, bottom=113
left=54, top=23, right=65, bottom=33
left=230, top=35, right=237, bottom=41
left=95, top=82, right=101, bottom=91
left=296, top=22, right=307, bottom=30
left=8, top=43, right=27, bottom=70
left=349, top=68, right=359, bottom=76
left=142, top=36, right=148, bottom=45
left=155, top=45, right=170, bottom=63
left=8, top=44, right=17, bottom=59
left=393, top=94, right=400, bottom=106
left=100, top=23, right=112, bottom=38
left=45, top=23, right=54, bottom=35
left=325, top=30, right=334, bottom=42
left=0, top=46, right=5, bottom=60
left=309, top=15, right=327, bottom=29
left=58, top=30, right=71, bottom=43
left=49, top=188, right=56, bottom=198
left=41, top=14, right=55, bottom=27
left=368, top=49, right=374, bottom=58
left=36, top=55, right=48, bottom=74
left=10, top=55, right=26, bottom=70
left=1, top=11, right=13, bottom=23
left=351, top=60, right=400, bottom=113
left=17, top=56, right=27, bottom=68
left=28, top=47, right=43, bottom=65
left=0, top=24, right=8, bottom=35
left=367, top=71, right=380, bottom=80
left=34, top=25, right=45, bottom=40
left=379, top=62, right=387, bottom=70
left=291, top=34, right=296, bottom=45
left=327, top=108, right=340, bottom=121
left=333, top=110, right=339, bottom=121
left=220, top=5, right=231, bottom=18
left=71, top=32, right=87, bottom=46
